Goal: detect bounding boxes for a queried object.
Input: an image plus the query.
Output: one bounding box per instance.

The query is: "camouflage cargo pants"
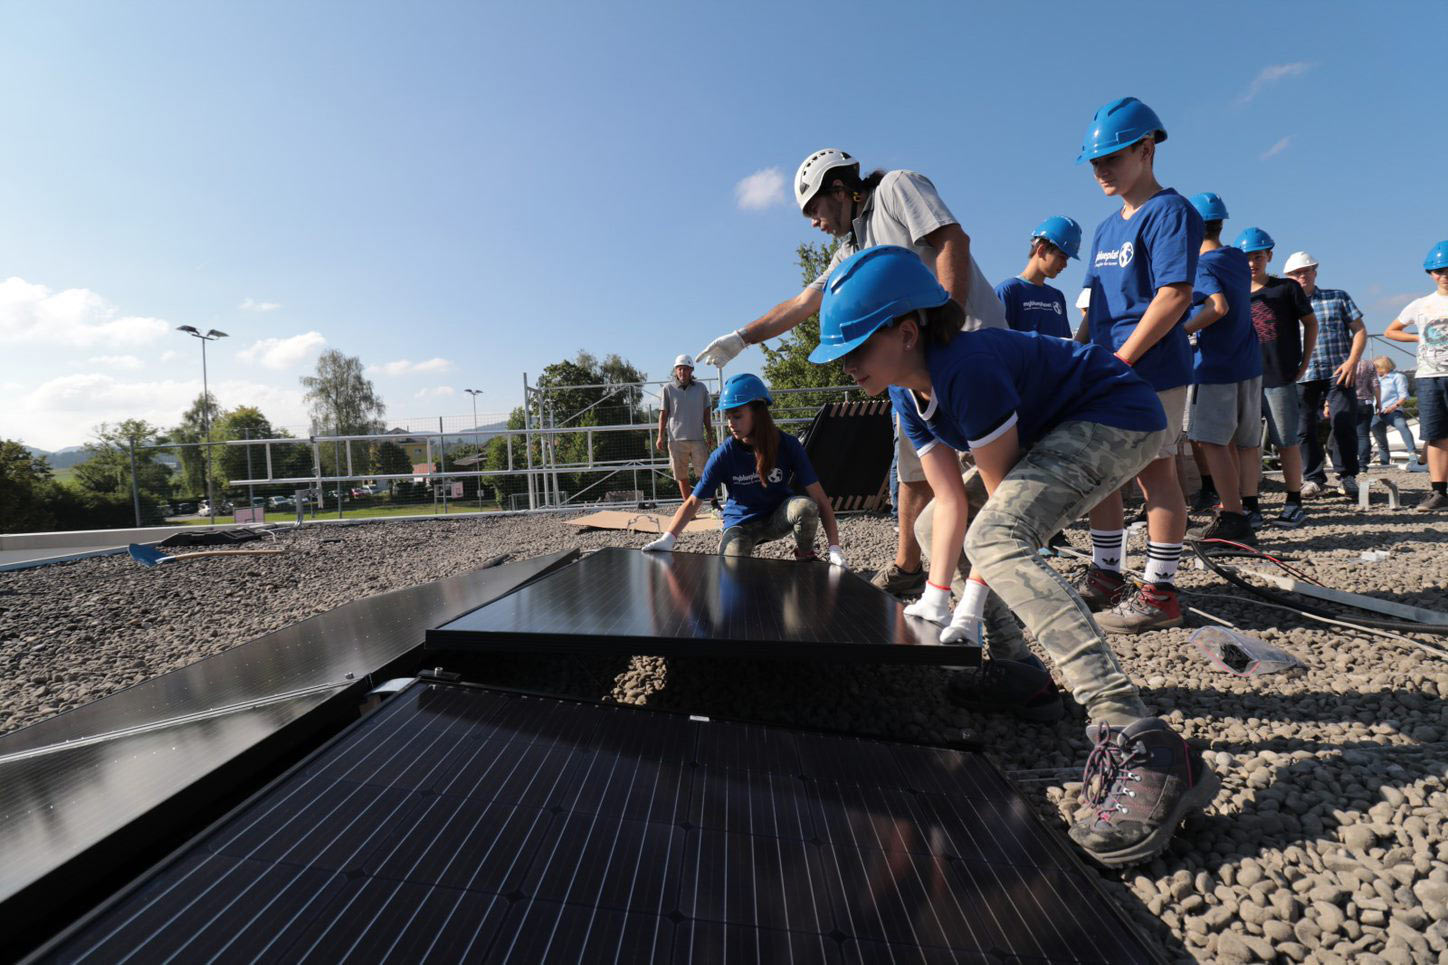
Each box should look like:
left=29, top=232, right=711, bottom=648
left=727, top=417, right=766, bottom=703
left=914, top=467, right=1033, bottom=661
left=718, top=495, right=818, bottom=557
left=931, top=421, right=1164, bottom=724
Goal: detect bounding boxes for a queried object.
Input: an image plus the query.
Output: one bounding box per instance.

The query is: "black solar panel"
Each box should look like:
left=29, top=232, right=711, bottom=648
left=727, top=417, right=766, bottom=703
left=38, top=681, right=1157, bottom=963
left=797, top=400, right=895, bottom=512
left=2, top=551, right=578, bottom=956
left=426, top=548, right=979, bottom=665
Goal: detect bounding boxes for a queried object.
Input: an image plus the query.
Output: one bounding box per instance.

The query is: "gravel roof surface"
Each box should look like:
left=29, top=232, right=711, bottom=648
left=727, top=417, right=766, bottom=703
left=2, top=466, right=1447, bottom=962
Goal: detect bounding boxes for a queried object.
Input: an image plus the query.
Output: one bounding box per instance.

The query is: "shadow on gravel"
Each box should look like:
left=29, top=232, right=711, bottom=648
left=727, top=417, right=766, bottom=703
left=1139, top=683, right=1446, bottom=863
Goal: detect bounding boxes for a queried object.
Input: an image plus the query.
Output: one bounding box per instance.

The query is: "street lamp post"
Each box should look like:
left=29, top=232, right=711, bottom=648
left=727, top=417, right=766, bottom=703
left=464, top=388, right=484, bottom=509
left=176, top=326, right=228, bottom=525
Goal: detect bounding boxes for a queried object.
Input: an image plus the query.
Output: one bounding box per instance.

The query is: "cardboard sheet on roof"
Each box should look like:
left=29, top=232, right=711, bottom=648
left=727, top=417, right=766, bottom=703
left=563, top=510, right=721, bottom=534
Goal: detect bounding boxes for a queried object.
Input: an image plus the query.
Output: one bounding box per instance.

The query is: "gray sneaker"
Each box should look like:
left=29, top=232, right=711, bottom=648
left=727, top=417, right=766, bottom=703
left=1069, top=717, right=1221, bottom=867
left=1299, top=480, right=1324, bottom=499
left=1417, top=492, right=1448, bottom=513
left=870, top=562, right=926, bottom=596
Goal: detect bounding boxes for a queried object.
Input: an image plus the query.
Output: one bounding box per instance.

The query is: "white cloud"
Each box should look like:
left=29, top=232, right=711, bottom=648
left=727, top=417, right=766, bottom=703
left=370, top=357, right=453, bottom=377
left=0, top=373, right=309, bottom=450
left=1260, top=136, right=1292, bottom=160
left=734, top=167, right=787, bottom=211
left=239, top=297, right=282, bottom=312
left=0, top=276, right=170, bottom=348
left=1239, top=62, right=1312, bottom=104
left=238, top=331, right=327, bottom=370
left=414, top=385, right=456, bottom=400
left=159, top=350, right=179, bottom=363
left=87, top=354, right=145, bottom=370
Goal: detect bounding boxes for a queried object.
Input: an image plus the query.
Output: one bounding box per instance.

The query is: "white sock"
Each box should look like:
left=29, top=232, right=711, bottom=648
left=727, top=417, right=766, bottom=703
left=1144, top=541, right=1183, bottom=586
left=959, top=577, right=989, bottom=621
left=1091, top=529, right=1125, bottom=572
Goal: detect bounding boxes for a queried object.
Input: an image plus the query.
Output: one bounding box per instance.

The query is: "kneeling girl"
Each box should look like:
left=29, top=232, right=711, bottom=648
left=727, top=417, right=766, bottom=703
left=642, top=374, right=844, bottom=565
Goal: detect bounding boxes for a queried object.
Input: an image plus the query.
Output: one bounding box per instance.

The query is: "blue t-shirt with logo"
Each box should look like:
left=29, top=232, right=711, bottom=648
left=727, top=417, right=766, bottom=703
left=1082, top=188, right=1203, bottom=391
left=889, top=328, right=1166, bottom=456
left=1191, top=245, right=1262, bottom=385
left=694, top=431, right=819, bottom=529
left=994, top=277, right=1072, bottom=338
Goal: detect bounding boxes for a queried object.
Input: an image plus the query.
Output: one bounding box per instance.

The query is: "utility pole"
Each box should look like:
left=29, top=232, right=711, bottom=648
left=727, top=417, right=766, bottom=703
left=176, top=326, right=227, bottom=525
left=465, top=388, right=484, bottom=509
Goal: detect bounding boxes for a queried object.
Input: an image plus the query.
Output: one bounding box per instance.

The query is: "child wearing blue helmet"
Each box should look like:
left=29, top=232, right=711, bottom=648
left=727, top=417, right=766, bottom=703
left=811, top=244, right=1218, bottom=868
left=642, top=373, right=846, bottom=561
left=1385, top=240, right=1448, bottom=511
left=1074, top=97, right=1202, bottom=634
left=994, top=216, right=1081, bottom=338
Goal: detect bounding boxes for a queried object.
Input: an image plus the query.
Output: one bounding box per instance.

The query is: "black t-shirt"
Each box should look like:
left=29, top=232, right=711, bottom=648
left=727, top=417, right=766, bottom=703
left=1250, top=276, right=1314, bottom=388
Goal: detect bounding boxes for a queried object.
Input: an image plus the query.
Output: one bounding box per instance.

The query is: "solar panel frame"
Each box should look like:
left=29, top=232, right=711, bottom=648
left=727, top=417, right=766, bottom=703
left=31, top=680, right=1161, bottom=964
left=426, top=548, right=982, bottom=666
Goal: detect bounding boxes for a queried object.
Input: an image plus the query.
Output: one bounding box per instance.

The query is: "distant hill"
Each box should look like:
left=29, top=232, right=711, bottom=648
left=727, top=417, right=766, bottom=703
left=27, top=444, right=178, bottom=470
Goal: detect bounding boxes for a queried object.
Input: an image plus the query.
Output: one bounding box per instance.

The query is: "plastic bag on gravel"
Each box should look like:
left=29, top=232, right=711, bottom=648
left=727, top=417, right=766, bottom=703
left=1190, top=626, right=1304, bottom=677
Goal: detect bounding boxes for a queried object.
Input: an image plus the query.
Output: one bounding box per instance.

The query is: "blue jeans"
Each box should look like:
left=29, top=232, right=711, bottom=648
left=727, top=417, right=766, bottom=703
left=1370, top=410, right=1417, bottom=464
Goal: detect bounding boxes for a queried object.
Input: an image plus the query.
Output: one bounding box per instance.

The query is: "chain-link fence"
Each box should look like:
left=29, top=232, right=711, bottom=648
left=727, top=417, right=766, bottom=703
left=47, top=378, right=868, bottom=531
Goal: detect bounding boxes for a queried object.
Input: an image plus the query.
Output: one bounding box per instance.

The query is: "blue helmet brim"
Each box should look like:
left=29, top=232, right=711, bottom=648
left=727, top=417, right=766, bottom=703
left=808, top=328, right=876, bottom=364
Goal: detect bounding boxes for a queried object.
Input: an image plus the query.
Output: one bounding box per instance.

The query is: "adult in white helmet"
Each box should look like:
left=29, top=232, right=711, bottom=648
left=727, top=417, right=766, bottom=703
left=697, top=148, right=1006, bottom=596
left=657, top=353, right=715, bottom=505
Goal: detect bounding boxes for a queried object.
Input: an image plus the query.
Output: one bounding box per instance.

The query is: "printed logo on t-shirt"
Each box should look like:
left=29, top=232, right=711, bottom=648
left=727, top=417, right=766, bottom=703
left=731, top=467, right=786, bottom=486
left=1021, top=299, right=1064, bottom=315
left=1424, top=317, right=1448, bottom=370
left=767, top=467, right=784, bottom=484
left=1094, top=242, right=1135, bottom=269
left=1250, top=301, right=1278, bottom=343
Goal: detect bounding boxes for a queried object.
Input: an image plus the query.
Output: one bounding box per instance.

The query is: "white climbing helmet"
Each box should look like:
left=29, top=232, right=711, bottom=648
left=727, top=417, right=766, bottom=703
left=794, top=148, right=859, bottom=212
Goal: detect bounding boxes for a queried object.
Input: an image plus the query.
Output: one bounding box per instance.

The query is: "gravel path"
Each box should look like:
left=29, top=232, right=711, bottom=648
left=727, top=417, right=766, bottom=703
left=3, top=467, right=1447, bottom=962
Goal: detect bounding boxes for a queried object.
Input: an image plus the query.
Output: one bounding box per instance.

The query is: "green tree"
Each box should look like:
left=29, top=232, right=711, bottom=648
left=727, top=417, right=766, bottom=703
left=73, top=420, right=173, bottom=501
left=0, top=440, right=59, bottom=533
left=171, top=391, right=221, bottom=497
left=300, top=350, right=386, bottom=477
left=532, top=351, right=650, bottom=501
left=759, top=239, right=848, bottom=396
left=212, top=405, right=276, bottom=489
left=375, top=440, right=411, bottom=489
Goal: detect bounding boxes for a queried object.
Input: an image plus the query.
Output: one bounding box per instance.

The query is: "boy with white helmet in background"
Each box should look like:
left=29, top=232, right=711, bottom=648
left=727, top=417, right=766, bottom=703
left=657, top=354, right=715, bottom=505
left=1385, top=240, right=1448, bottom=511
left=1072, top=96, right=1202, bottom=634
left=1181, top=192, right=1262, bottom=545
left=995, top=217, right=1081, bottom=338
left=1242, top=229, right=1318, bottom=527
left=695, top=149, right=1006, bottom=599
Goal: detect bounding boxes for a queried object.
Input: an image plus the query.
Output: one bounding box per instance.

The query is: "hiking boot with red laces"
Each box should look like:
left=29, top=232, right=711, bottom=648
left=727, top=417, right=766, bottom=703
left=946, top=655, right=1065, bottom=722
left=1095, top=582, right=1184, bottom=634
left=1074, top=566, right=1129, bottom=612
left=1069, top=717, right=1221, bottom=867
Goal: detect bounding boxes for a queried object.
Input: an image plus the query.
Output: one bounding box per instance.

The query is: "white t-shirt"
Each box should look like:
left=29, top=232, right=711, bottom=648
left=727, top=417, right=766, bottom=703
left=1076, top=287, right=1091, bottom=311
left=1399, top=291, right=1448, bottom=379
left=808, top=170, right=1005, bottom=332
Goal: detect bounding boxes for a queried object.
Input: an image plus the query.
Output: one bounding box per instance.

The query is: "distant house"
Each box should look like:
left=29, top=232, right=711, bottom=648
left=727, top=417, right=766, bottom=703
left=382, top=428, right=432, bottom=468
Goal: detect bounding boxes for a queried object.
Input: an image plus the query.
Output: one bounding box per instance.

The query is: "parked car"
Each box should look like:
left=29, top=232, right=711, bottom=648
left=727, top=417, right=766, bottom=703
left=266, top=495, right=295, bottom=510
left=197, top=500, right=232, bottom=516
left=173, top=502, right=197, bottom=515
left=348, top=487, right=368, bottom=499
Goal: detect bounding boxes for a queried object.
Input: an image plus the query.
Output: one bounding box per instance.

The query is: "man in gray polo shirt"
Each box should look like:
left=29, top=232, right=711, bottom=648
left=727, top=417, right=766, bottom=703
left=657, top=354, right=714, bottom=504
left=697, top=148, right=1006, bottom=595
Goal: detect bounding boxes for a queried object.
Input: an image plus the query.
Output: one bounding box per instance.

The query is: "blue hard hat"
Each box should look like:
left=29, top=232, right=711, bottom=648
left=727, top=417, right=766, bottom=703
left=1424, top=240, right=1448, bottom=272
left=717, top=373, right=772, bottom=411
left=1233, top=227, right=1275, bottom=253
left=1189, top=192, right=1229, bottom=222
left=809, top=246, right=950, bottom=364
left=1031, top=216, right=1083, bottom=260
left=1076, top=96, right=1168, bottom=165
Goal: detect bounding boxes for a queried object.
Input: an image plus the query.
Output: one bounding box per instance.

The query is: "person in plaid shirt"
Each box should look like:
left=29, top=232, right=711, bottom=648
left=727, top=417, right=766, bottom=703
left=1284, top=251, right=1367, bottom=499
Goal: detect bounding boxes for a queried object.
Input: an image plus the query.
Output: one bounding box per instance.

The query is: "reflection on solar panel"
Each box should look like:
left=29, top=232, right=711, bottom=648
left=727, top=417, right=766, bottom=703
left=40, top=682, right=1155, bottom=963
left=426, top=548, right=979, bottom=665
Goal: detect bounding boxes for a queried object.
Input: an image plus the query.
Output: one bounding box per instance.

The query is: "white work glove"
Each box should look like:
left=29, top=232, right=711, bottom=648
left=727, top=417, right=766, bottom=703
left=696, top=330, right=747, bottom=367
left=827, top=544, right=847, bottom=569
left=904, top=583, right=952, bottom=625
left=641, top=533, right=676, bottom=552
left=940, top=603, right=983, bottom=645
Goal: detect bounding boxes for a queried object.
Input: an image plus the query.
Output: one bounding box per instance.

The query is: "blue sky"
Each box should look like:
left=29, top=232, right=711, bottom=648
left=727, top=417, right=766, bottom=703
left=2, top=1, right=1441, bottom=449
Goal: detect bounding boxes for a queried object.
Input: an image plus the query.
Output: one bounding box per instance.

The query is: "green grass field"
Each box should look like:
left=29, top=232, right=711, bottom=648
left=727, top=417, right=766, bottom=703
left=176, top=500, right=501, bottom=525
